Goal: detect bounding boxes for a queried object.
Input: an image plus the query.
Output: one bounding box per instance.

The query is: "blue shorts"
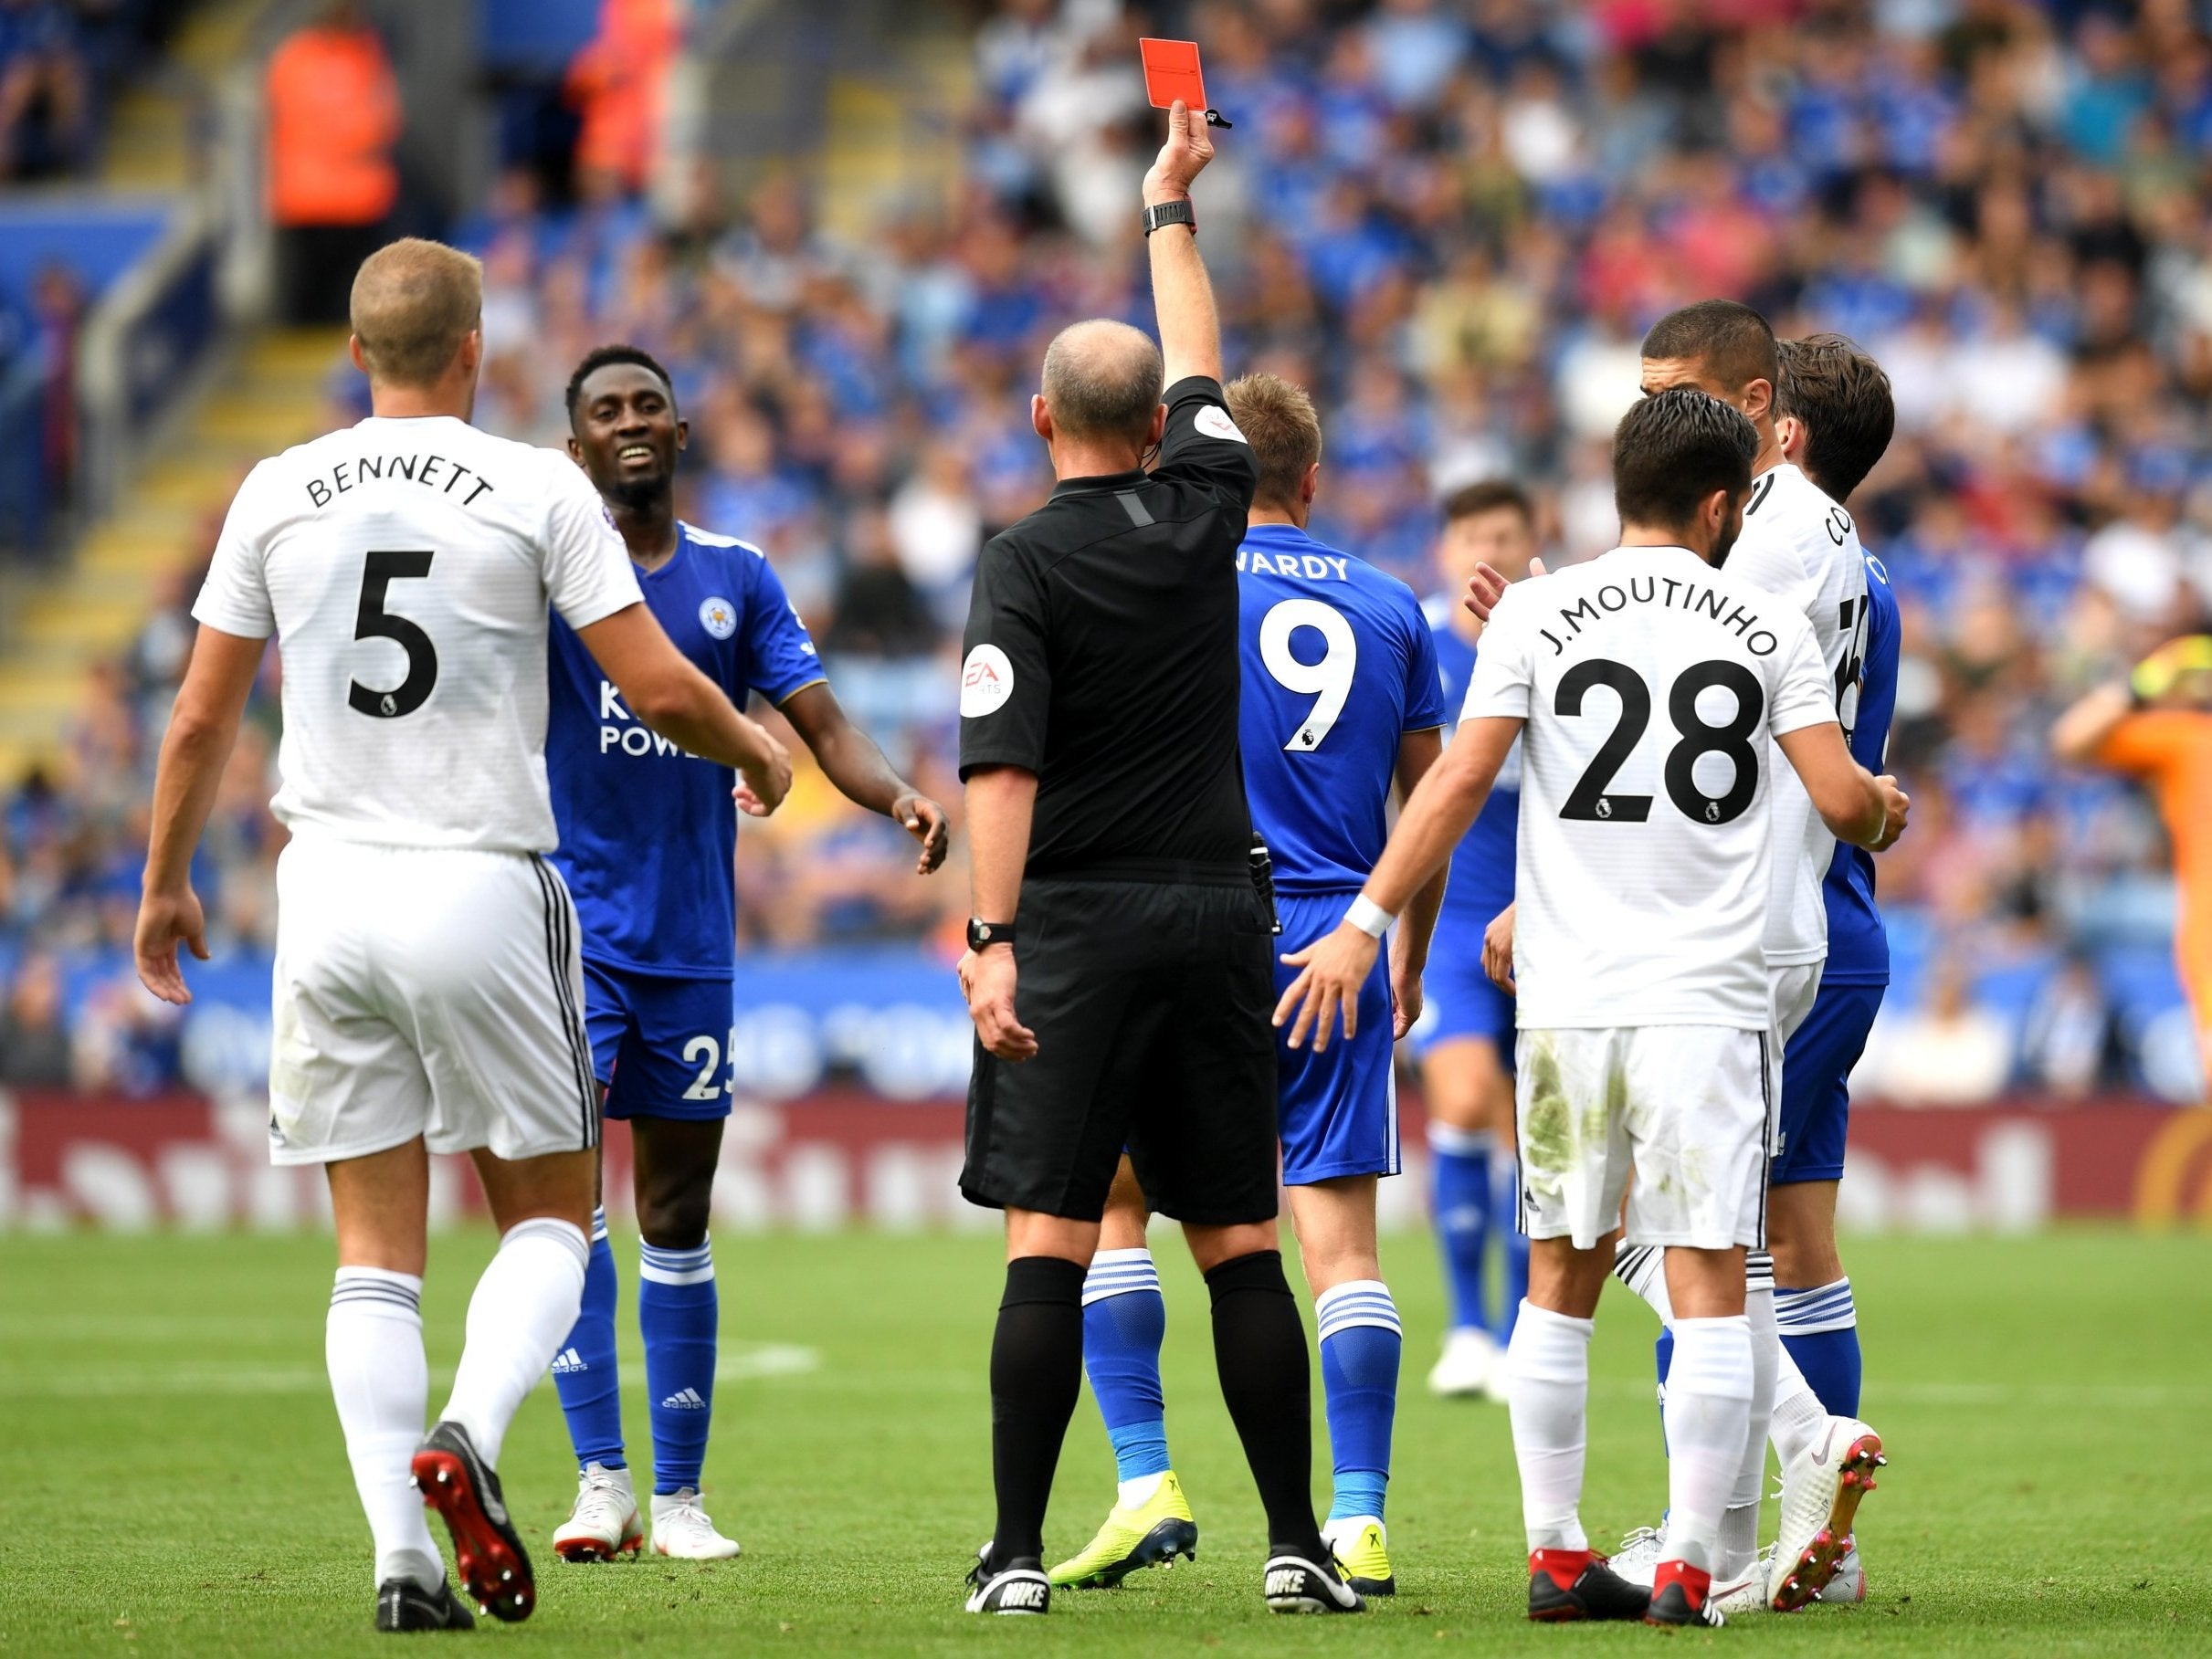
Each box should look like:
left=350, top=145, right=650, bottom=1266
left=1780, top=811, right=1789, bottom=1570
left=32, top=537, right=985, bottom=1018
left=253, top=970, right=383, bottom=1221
left=1415, top=925, right=1516, bottom=1062
left=1274, top=891, right=1399, bottom=1185
left=1771, top=980, right=1885, bottom=1186
left=583, top=961, right=735, bottom=1122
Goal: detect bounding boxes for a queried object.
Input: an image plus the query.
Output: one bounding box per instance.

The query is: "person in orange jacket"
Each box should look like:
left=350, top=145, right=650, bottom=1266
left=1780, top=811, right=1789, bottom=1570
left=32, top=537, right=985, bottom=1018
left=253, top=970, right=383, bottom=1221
left=2054, top=635, right=2212, bottom=1088
left=267, top=3, right=402, bottom=323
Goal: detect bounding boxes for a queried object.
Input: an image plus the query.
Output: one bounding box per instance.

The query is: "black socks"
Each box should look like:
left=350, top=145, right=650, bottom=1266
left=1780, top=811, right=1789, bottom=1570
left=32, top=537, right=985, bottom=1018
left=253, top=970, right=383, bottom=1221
left=988, top=1255, right=1087, bottom=1562
left=1206, top=1249, right=1325, bottom=1561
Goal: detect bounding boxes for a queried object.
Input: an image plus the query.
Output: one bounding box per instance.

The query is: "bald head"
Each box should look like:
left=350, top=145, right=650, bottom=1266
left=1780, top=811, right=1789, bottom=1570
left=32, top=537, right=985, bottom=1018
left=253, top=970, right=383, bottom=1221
left=1040, top=320, right=1164, bottom=447
left=350, top=237, right=483, bottom=389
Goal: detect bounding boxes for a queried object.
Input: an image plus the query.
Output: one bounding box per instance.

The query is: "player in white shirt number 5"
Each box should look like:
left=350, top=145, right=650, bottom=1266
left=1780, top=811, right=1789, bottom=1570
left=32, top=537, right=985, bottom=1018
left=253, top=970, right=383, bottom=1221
left=132, top=239, right=793, bottom=1636
left=1274, top=390, right=1905, bottom=1631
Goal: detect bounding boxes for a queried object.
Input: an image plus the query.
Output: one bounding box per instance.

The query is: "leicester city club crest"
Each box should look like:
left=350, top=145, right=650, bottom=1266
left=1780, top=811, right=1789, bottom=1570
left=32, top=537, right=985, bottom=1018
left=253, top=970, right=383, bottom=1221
left=699, top=596, right=738, bottom=639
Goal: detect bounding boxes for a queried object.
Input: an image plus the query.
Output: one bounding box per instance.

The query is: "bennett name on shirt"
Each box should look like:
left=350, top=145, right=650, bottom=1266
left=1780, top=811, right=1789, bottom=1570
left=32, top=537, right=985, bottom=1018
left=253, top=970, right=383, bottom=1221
left=300, top=446, right=500, bottom=509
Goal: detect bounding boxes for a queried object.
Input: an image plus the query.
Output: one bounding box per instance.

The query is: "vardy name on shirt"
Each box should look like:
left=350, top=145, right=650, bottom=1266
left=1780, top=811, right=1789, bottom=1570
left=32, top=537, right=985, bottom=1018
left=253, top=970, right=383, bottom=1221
left=1237, top=546, right=1354, bottom=581
left=1539, top=572, right=1782, bottom=658
left=303, top=451, right=497, bottom=509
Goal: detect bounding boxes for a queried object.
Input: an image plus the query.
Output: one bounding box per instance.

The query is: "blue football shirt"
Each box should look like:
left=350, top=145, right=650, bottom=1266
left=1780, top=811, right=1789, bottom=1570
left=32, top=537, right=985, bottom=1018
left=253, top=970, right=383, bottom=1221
left=1427, top=601, right=1522, bottom=933
left=1819, top=549, right=1901, bottom=986
left=546, top=522, right=825, bottom=976
left=1238, top=525, right=1448, bottom=895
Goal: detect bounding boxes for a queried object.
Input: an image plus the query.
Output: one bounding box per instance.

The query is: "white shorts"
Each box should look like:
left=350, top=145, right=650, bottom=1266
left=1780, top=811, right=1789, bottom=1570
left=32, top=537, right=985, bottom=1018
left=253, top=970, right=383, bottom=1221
left=267, top=837, right=600, bottom=1166
left=1514, top=1025, right=1772, bottom=1251
left=1771, top=960, right=1824, bottom=1050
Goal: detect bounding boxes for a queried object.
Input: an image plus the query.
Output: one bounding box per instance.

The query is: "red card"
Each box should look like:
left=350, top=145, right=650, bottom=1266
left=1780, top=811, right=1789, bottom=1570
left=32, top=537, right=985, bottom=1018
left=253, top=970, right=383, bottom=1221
left=1139, top=37, right=1207, bottom=114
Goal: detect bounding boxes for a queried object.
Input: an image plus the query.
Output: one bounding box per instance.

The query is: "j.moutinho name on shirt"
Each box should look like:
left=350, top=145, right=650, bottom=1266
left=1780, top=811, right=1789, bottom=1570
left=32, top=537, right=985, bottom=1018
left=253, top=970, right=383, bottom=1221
left=1537, top=571, right=1783, bottom=658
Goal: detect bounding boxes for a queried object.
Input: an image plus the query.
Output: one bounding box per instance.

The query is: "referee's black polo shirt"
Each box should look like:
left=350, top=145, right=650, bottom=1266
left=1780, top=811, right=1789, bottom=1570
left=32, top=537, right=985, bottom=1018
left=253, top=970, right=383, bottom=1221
left=957, top=375, right=1259, bottom=884
left=955, top=375, right=1281, bottom=1226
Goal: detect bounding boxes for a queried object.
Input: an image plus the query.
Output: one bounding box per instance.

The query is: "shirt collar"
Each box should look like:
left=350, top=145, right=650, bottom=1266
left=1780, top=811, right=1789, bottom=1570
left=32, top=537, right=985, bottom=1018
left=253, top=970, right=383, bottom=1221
left=1049, top=468, right=1148, bottom=499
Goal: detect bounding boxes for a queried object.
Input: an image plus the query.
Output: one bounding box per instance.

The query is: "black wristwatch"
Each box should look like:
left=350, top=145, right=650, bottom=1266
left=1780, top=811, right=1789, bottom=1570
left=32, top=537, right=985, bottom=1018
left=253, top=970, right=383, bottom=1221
left=967, top=918, right=1016, bottom=950
left=1143, top=198, right=1196, bottom=237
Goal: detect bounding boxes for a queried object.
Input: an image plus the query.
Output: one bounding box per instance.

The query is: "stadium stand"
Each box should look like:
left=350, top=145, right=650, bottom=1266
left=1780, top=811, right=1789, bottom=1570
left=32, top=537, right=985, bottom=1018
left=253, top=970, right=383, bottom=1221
left=5, top=0, right=2212, bottom=1106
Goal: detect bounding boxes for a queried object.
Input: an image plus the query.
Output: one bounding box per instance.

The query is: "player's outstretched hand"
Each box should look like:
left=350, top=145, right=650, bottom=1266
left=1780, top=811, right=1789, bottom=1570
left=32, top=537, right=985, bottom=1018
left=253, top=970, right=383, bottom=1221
left=1143, top=99, right=1214, bottom=203
left=1462, top=556, right=1547, bottom=625
left=896, top=792, right=951, bottom=874
left=1274, top=921, right=1381, bottom=1054
left=1482, top=901, right=1517, bottom=993
left=963, top=946, right=1037, bottom=1062
left=135, top=887, right=210, bottom=1005
left=734, top=738, right=795, bottom=818
left=1870, top=774, right=1910, bottom=852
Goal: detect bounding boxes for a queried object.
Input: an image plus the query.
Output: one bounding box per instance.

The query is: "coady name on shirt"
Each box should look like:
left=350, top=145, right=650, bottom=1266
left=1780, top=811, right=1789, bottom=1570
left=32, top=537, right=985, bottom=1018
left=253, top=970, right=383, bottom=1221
left=1537, top=572, right=1785, bottom=658
left=300, top=449, right=498, bottom=509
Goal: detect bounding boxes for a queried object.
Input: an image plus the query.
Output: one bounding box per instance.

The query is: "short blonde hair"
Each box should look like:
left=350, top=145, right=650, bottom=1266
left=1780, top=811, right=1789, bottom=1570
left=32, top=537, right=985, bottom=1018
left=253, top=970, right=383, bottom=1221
left=350, top=237, right=483, bottom=388
left=1225, top=373, right=1322, bottom=511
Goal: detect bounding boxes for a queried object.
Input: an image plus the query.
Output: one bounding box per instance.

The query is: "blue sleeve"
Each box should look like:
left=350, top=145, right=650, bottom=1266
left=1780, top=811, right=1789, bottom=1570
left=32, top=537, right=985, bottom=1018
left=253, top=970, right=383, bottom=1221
left=742, top=550, right=828, bottom=705
left=1852, top=557, right=1901, bottom=772
left=1403, top=594, right=1449, bottom=730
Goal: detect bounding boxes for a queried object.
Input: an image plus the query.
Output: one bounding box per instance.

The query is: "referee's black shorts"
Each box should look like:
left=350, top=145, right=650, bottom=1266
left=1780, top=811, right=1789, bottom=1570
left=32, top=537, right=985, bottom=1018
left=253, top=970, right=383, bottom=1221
left=961, top=877, right=1280, bottom=1226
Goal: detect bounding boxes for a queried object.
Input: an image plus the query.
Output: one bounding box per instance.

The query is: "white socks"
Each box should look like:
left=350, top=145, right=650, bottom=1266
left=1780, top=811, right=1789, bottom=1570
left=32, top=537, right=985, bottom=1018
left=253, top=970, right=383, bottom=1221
left=327, top=1268, right=441, bottom=1590
left=1716, top=1286, right=1778, bottom=1577
left=1505, top=1301, right=1593, bottom=1552
left=1769, top=1337, right=1827, bottom=1465
left=440, top=1217, right=590, bottom=1469
left=1663, top=1315, right=1755, bottom=1577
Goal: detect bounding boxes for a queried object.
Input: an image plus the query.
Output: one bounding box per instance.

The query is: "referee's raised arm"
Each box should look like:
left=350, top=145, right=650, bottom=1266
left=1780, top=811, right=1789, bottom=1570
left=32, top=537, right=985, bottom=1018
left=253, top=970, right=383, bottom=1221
left=1144, top=99, right=1220, bottom=386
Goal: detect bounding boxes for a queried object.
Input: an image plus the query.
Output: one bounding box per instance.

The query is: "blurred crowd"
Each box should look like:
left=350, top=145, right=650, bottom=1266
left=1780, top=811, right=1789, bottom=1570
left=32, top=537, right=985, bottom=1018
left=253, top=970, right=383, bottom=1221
left=0, top=0, right=181, bottom=180
left=9, top=0, right=2212, bottom=1103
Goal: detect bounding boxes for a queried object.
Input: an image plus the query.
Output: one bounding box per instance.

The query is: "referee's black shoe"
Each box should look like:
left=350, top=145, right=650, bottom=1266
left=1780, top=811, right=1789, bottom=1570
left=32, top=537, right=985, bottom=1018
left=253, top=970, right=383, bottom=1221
left=411, top=1421, right=534, bottom=1622
left=1263, top=1547, right=1365, bottom=1613
left=1525, top=1549, right=1651, bottom=1622
left=374, top=1574, right=476, bottom=1633
left=965, top=1544, right=1052, bottom=1614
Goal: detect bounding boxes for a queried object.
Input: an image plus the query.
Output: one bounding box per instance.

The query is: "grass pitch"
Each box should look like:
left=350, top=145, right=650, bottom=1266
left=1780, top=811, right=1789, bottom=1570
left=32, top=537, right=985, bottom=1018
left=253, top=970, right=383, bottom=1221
left=1, top=1225, right=2207, bottom=1655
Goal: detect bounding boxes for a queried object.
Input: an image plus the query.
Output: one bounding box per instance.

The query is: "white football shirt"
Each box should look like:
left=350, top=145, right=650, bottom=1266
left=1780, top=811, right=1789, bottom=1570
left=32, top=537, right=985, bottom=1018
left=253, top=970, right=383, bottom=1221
left=1463, top=545, right=1838, bottom=1030
left=192, top=415, right=643, bottom=853
left=1725, top=462, right=1868, bottom=966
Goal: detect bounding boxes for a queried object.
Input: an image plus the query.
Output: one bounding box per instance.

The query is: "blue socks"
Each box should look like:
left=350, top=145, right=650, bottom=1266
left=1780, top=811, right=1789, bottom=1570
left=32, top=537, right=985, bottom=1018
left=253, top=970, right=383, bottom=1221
left=639, top=1237, right=718, bottom=1494
left=1316, top=1279, right=1401, bottom=1524
left=552, top=1207, right=626, bottom=1469
left=1497, top=1157, right=1530, bottom=1343
left=1429, top=1123, right=1493, bottom=1334
left=1776, top=1277, right=1861, bottom=1416
left=1080, top=1246, right=1403, bottom=1526
left=549, top=1211, right=724, bottom=1494
left=1081, top=1249, right=1172, bottom=1486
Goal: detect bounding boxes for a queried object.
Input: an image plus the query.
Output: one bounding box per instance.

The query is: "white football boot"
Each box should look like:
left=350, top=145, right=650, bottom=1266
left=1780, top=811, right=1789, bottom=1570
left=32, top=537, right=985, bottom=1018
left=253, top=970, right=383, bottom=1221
left=650, top=1488, right=743, bottom=1560
left=553, top=1463, right=644, bottom=1562
left=1712, top=1545, right=1777, bottom=1616
left=1607, top=1523, right=1666, bottom=1588
left=1426, top=1327, right=1497, bottom=1397
left=1817, top=1541, right=1867, bottom=1603
left=1769, top=1419, right=1883, bottom=1611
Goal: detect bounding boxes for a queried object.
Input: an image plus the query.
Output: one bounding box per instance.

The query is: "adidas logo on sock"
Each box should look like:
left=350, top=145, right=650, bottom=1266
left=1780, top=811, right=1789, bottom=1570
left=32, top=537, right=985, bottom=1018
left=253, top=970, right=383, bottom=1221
left=552, top=1348, right=587, bottom=1374
left=659, top=1387, right=707, bottom=1411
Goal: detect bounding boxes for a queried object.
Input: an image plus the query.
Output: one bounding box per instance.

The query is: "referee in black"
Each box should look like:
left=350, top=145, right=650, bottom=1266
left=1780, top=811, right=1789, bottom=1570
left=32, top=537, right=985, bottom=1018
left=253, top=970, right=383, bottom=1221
left=953, top=101, right=1360, bottom=1618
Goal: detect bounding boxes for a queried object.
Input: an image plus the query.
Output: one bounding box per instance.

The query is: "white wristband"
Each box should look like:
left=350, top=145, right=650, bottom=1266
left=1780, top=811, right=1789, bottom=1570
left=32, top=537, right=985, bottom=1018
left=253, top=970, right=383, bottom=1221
left=1343, top=895, right=1393, bottom=940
